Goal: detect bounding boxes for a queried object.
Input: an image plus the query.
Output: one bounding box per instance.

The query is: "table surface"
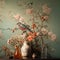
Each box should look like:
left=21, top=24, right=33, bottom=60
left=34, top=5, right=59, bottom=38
left=0, top=58, right=40, bottom=60
left=0, top=56, right=57, bottom=60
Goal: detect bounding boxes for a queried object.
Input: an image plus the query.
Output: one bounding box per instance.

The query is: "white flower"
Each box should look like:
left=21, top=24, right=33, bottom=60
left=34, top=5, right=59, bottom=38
left=48, top=32, right=56, bottom=41
left=48, top=31, right=53, bottom=36
left=42, top=4, right=51, bottom=15
left=41, top=27, right=48, bottom=35
left=50, top=34, right=56, bottom=41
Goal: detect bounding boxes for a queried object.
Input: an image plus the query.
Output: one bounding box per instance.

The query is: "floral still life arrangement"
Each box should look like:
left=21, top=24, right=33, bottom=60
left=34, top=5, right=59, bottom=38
left=0, top=3, right=57, bottom=59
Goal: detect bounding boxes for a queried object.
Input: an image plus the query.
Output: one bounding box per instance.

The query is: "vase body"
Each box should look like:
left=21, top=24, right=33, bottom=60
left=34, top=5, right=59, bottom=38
left=14, top=46, right=22, bottom=59
left=21, top=41, right=32, bottom=59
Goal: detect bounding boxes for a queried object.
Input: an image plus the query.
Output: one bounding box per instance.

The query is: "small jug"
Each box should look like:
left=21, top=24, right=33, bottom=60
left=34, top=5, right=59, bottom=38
left=14, top=45, right=22, bottom=59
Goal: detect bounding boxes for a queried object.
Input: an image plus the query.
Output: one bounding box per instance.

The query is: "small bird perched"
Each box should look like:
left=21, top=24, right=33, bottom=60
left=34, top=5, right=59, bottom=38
left=12, top=21, right=33, bottom=33
left=17, top=22, right=33, bottom=32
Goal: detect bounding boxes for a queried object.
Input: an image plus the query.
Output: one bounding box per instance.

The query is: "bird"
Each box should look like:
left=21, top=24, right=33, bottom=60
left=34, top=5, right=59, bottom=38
left=17, top=22, right=33, bottom=32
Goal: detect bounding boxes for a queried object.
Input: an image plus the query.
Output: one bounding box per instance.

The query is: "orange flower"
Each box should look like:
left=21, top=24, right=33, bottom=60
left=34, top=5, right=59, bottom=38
left=32, top=32, right=37, bottom=38
left=27, top=35, right=33, bottom=41
left=28, top=32, right=37, bottom=38
left=27, top=32, right=37, bottom=41
left=28, top=32, right=33, bottom=35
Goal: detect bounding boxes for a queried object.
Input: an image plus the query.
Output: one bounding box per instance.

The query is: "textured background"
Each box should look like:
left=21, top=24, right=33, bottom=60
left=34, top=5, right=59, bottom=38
left=0, top=0, right=60, bottom=58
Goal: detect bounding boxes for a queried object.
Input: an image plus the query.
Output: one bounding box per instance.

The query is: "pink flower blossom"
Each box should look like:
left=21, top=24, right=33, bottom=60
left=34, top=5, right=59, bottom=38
left=43, top=15, right=49, bottom=20
left=48, top=32, right=56, bottom=41
left=48, top=31, right=53, bottom=36
left=13, top=14, right=20, bottom=20
left=19, top=17, right=25, bottom=24
left=41, top=15, right=49, bottom=21
left=42, top=4, right=51, bottom=15
left=26, top=8, right=33, bottom=14
left=50, top=34, right=56, bottom=41
left=19, top=17, right=24, bottom=21
left=41, top=27, right=48, bottom=35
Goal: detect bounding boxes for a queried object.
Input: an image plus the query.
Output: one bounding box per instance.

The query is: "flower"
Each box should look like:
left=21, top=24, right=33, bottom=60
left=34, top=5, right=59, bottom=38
left=48, top=31, right=53, bottom=36
left=19, top=17, right=25, bottom=24
left=50, top=34, right=56, bottom=41
left=7, top=35, right=24, bottom=46
left=19, top=16, right=24, bottom=21
left=27, top=35, right=33, bottom=41
left=43, top=15, right=49, bottom=20
left=27, top=32, right=37, bottom=41
left=26, top=8, right=33, bottom=14
left=7, top=39, right=12, bottom=45
left=32, top=32, right=37, bottom=38
left=41, top=27, right=48, bottom=35
left=40, top=15, right=49, bottom=22
left=32, top=23, right=36, bottom=29
left=36, top=32, right=40, bottom=36
left=28, top=32, right=37, bottom=38
left=48, top=32, right=56, bottom=41
left=42, top=4, right=51, bottom=15
left=13, top=14, right=20, bottom=20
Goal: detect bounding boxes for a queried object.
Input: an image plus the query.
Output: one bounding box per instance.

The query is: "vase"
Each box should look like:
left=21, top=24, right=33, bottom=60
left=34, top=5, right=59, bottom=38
left=21, top=41, right=32, bottom=59
left=14, top=45, right=22, bottom=59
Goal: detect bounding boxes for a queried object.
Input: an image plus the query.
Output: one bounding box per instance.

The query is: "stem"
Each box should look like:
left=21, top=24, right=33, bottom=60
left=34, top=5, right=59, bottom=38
left=41, top=36, right=44, bottom=59
left=40, top=21, right=46, bottom=59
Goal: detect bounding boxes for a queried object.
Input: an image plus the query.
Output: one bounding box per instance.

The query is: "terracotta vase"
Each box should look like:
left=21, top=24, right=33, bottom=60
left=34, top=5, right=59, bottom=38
left=14, top=45, right=22, bottom=59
